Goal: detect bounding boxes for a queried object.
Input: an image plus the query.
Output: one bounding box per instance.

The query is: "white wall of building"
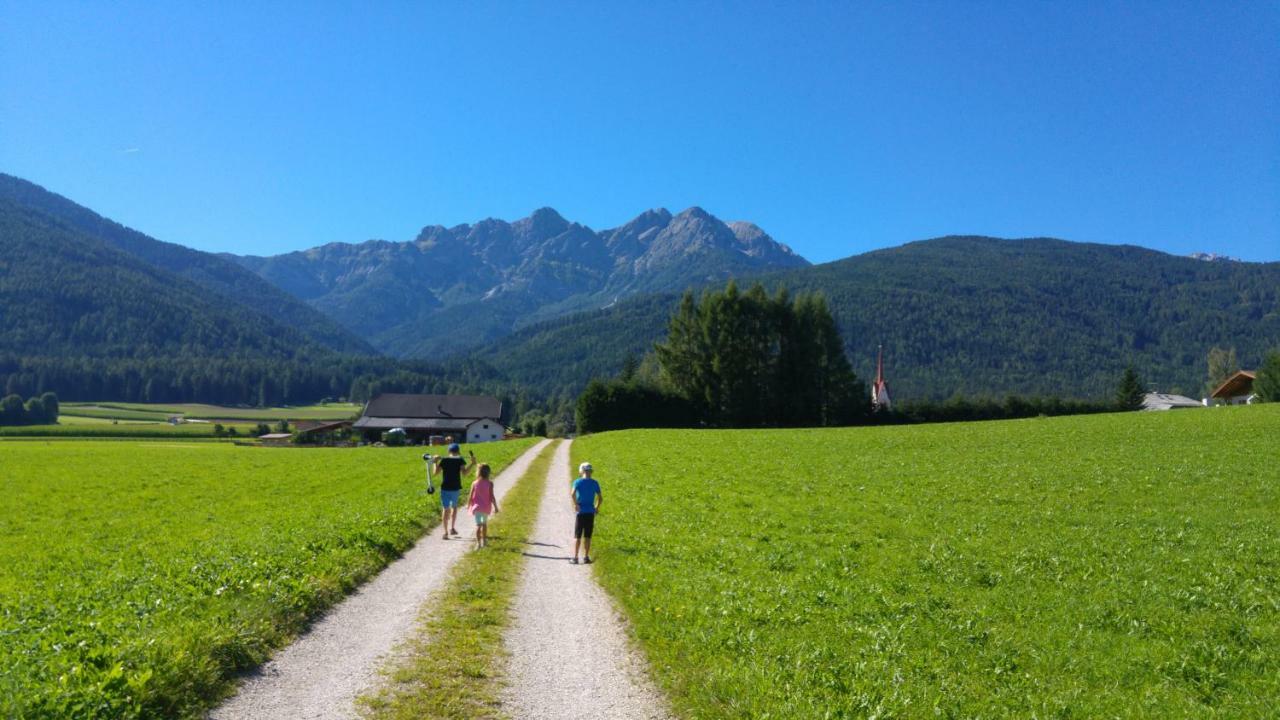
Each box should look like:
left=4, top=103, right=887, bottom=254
left=465, top=419, right=503, bottom=443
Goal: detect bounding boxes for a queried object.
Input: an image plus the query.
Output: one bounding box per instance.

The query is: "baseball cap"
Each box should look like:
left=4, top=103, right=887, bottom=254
left=448, top=443, right=460, bottom=452
left=579, top=462, right=592, bottom=473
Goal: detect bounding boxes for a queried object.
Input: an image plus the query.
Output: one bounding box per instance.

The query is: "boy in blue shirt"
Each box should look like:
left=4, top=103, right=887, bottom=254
left=570, top=462, right=602, bottom=565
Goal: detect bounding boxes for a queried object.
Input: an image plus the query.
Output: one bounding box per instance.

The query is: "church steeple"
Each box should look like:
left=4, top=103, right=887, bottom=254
left=872, top=345, right=891, bottom=412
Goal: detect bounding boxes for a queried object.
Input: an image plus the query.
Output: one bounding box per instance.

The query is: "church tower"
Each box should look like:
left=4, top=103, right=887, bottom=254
left=872, top=345, right=891, bottom=412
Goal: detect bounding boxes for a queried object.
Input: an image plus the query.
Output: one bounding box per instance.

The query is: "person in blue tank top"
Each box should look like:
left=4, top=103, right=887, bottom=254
left=570, top=462, right=602, bottom=564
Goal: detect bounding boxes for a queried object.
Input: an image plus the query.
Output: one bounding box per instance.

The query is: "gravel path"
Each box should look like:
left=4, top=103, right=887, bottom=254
left=209, top=439, right=551, bottom=720
left=501, top=440, right=673, bottom=720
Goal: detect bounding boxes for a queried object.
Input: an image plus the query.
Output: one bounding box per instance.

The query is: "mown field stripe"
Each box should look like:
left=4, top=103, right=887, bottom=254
left=358, top=440, right=561, bottom=720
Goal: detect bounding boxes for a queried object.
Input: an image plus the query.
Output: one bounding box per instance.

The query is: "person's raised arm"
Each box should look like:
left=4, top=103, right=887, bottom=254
left=465, top=450, right=477, bottom=474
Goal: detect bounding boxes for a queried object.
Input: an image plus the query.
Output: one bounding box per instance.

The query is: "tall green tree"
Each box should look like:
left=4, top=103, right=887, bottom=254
left=1116, top=366, right=1145, bottom=411
left=1253, top=350, right=1280, bottom=402
left=1205, top=346, right=1240, bottom=396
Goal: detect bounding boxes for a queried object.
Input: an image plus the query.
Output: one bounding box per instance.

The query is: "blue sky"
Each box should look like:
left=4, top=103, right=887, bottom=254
left=2, top=1, right=1277, bottom=263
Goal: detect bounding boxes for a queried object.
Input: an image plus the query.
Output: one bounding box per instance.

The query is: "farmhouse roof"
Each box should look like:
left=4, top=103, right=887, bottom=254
left=353, top=416, right=493, bottom=431
left=1209, top=370, right=1256, bottom=400
left=295, top=420, right=352, bottom=435
left=362, top=393, right=502, bottom=420
left=1141, top=392, right=1203, bottom=411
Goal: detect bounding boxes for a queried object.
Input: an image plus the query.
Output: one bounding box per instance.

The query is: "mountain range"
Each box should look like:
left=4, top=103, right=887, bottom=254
left=230, top=206, right=808, bottom=357
left=3, top=172, right=1278, bottom=406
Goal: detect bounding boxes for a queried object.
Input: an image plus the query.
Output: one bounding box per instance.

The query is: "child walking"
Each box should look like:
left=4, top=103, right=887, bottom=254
left=467, top=463, right=499, bottom=548
left=570, top=462, right=602, bottom=564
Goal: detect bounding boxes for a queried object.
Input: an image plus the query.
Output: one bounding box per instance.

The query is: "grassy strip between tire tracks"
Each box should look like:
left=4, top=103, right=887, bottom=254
left=359, top=440, right=561, bottom=720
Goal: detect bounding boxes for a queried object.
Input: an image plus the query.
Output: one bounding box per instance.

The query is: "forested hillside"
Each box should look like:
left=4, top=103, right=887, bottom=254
left=0, top=174, right=373, bottom=354
left=0, top=195, right=508, bottom=405
left=471, top=236, right=1280, bottom=401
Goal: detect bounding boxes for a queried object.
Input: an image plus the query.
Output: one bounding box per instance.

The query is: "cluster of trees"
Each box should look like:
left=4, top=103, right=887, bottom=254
left=577, top=282, right=866, bottom=433
left=0, top=392, right=59, bottom=426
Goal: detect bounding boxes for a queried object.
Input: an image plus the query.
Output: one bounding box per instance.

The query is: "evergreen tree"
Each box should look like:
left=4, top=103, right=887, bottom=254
left=1116, top=366, right=1145, bottom=411
left=1254, top=350, right=1280, bottom=402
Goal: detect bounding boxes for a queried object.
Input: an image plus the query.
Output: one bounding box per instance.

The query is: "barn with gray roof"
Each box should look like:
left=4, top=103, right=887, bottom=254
left=353, top=393, right=505, bottom=443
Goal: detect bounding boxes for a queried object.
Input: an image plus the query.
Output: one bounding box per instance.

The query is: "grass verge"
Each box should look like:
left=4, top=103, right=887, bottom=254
left=2, top=439, right=537, bottom=719
left=573, top=406, right=1280, bottom=718
left=359, top=440, right=560, bottom=720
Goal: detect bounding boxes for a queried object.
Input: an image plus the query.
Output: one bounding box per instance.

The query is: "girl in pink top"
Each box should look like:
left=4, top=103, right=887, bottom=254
left=467, top=463, right=499, bottom=548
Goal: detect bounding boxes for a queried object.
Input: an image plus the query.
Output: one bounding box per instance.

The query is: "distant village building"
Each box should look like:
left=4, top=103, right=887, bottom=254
left=353, top=393, right=504, bottom=443
left=1208, top=370, right=1257, bottom=405
left=1141, top=392, right=1203, bottom=411
left=258, top=433, right=293, bottom=445
left=871, top=345, right=891, bottom=412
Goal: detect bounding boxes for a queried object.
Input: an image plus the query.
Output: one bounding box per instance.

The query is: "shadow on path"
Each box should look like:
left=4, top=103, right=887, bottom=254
left=521, top=552, right=573, bottom=561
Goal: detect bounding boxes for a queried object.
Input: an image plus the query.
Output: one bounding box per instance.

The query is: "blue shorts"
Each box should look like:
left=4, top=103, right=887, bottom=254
left=440, top=490, right=460, bottom=509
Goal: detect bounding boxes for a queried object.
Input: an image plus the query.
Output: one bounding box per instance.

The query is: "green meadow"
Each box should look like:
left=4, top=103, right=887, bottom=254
left=574, top=406, right=1280, bottom=718
left=61, top=402, right=361, bottom=422
left=0, top=438, right=536, bottom=719
left=0, top=422, right=257, bottom=439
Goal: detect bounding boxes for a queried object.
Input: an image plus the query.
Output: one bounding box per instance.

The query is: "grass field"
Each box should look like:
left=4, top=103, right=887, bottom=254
left=574, top=405, right=1280, bottom=718
left=0, top=422, right=258, bottom=438
left=62, top=402, right=362, bottom=422
left=0, top=438, right=537, bottom=719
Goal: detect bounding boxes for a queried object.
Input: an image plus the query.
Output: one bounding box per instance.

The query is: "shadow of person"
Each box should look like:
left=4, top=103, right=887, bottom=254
left=521, top=552, right=573, bottom=561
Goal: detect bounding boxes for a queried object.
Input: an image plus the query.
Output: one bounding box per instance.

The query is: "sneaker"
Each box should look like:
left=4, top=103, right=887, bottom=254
left=570, top=557, right=579, bottom=564
left=583, top=557, right=593, bottom=564
left=451, top=528, right=459, bottom=536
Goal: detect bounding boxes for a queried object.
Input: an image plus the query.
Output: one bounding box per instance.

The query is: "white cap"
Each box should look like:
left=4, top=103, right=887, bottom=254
left=579, top=462, right=593, bottom=473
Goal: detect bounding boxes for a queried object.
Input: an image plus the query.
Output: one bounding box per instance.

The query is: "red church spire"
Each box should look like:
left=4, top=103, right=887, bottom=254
left=872, top=344, right=891, bottom=412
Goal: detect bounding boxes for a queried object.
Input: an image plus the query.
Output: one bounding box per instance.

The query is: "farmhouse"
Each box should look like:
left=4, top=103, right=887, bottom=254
left=1141, top=392, right=1203, bottom=411
left=353, top=393, right=504, bottom=443
left=1209, top=370, right=1257, bottom=405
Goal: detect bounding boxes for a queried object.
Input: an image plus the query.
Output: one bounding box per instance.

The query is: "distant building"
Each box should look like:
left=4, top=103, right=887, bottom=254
left=1141, top=392, right=1203, bottom=411
left=353, top=393, right=504, bottom=443
left=871, top=345, right=891, bottom=412
left=1209, top=370, right=1257, bottom=406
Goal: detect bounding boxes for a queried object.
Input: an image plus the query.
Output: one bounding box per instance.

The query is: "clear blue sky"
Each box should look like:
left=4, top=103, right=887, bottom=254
left=2, top=1, right=1277, bottom=262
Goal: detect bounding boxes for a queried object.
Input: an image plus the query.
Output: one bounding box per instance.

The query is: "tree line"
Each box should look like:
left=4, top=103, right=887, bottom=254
left=0, top=355, right=509, bottom=408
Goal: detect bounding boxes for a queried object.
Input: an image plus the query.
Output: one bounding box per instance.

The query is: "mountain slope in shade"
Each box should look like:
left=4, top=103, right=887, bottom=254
left=469, top=236, right=1280, bottom=401
left=233, top=206, right=808, bottom=357
left=0, top=174, right=374, bottom=355
left=0, top=197, right=337, bottom=360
